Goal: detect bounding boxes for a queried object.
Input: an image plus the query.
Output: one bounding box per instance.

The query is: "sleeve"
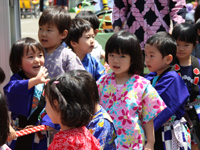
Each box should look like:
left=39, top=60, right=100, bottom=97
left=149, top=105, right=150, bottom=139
left=87, top=118, right=115, bottom=149
left=94, top=59, right=106, bottom=81
left=169, top=0, right=186, bottom=26
left=3, top=75, right=34, bottom=117
left=112, top=0, right=128, bottom=28
left=153, top=73, right=189, bottom=131
left=64, top=49, right=85, bottom=72
left=139, top=83, right=167, bottom=125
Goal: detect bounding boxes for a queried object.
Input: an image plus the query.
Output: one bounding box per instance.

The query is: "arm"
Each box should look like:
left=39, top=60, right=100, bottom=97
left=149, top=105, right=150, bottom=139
left=144, top=119, right=155, bottom=150
left=94, top=59, right=106, bottom=81
left=169, top=0, right=186, bottom=26
left=112, top=0, right=128, bottom=31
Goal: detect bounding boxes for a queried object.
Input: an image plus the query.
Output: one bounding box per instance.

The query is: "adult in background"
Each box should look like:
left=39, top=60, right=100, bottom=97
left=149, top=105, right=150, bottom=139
left=112, top=0, right=186, bottom=51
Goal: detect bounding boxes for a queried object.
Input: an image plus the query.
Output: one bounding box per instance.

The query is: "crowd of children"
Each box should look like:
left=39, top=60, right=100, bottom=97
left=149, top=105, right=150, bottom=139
left=1, top=4, right=200, bottom=150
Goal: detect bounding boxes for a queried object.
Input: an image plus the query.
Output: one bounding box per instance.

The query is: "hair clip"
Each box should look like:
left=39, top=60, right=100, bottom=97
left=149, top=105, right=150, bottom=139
left=53, top=81, right=59, bottom=84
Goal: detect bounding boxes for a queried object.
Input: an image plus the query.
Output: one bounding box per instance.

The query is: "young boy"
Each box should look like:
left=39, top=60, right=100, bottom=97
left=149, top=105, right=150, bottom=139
left=38, top=6, right=84, bottom=78
left=145, top=32, right=191, bottom=150
left=75, top=10, right=105, bottom=61
left=66, top=18, right=105, bottom=81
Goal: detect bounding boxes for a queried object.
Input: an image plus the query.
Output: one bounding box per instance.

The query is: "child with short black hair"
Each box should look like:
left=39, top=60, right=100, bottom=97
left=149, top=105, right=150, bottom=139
left=97, top=30, right=166, bottom=149
left=75, top=10, right=105, bottom=61
left=38, top=6, right=84, bottom=78
left=67, top=18, right=105, bottom=81
left=4, top=37, right=56, bottom=150
left=0, top=92, right=10, bottom=150
left=145, top=31, right=191, bottom=150
left=45, top=70, right=101, bottom=150
left=172, top=23, right=200, bottom=150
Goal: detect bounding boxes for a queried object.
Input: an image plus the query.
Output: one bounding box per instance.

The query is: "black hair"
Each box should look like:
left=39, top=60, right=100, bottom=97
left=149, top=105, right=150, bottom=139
left=39, top=6, right=71, bottom=41
left=195, top=18, right=200, bottom=43
left=146, top=32, right=177, bottom=59
left=172, top=23, right=197, bottom=46
left=0, top=67, right=5, bottom=84
left=105, top=30, right=143, bottom=75
left=75, top=11, right=99, bottom=30
left=9, top=37, right=44, bottom=73
left=66, top=18, right=93, bottom=49
left=44, top=70, right=98, bottom=128
left=0, top=92, right=9, bottom=147
left=195, top=4, right=200, bottom=23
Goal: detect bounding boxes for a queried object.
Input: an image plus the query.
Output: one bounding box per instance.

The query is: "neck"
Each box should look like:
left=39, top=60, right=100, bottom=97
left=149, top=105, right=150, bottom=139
left=60, top=124, right=73, bottom=131
left=94, top=103, right=101, bottom=114
left=178, top=55, right=191, bottom=66
left=73, top=48, right=86, bottom=61
left=115, top=72, right=133, bottom=85
left=156, top=65, right=170, bottom=76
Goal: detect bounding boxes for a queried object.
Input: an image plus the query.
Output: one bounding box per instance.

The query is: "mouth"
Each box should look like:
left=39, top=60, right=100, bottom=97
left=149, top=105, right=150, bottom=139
left=147, top=65, right=151, bottom=68
left=41, top=39, right=48, bottom=42
left=113, top=66, right=120, bottom=69
left=33, top=65, right=41, bottom=69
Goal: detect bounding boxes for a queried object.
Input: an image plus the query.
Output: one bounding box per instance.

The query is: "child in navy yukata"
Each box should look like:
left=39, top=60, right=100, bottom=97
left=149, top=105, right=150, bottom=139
left=4, top=37, right=57, bottom=150
left=38, top=6, right=84, bottom=78
left=172, top=23, right=200, bottom=150
left=75, top=10, right=105, bottom=61
left=44, top=70, right=100, bottom=150
left=145, top=32, right=191, bottom=150
left=66, top=18, right=105, bottom=81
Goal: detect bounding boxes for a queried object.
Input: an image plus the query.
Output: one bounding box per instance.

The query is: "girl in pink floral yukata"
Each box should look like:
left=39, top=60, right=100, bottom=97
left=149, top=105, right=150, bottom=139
left=97, top=30, right=166, bottom=150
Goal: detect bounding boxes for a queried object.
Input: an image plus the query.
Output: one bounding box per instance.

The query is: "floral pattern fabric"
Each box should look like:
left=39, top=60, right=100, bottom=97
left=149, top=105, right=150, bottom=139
left=48, top=126, right=100, bottom=150
left=97, top=72, right=166, bottom=149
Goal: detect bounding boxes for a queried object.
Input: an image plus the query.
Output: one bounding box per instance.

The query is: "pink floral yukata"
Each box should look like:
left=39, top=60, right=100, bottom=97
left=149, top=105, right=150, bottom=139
left=97, top=73, right=166, bottom=149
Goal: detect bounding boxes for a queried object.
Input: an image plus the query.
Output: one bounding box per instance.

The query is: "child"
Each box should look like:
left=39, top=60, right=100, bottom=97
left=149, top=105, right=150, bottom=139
left=0, top=67, right=5, bottom=84
left=44, top=70, right=100, bottom=150
left=145, top=32, right=191, bottom=150
left=192, top=18, right=200, bottom=59
left=0, top=92, right=10, bottom=150
left=172, top=23, right=200, bottom=150
left=75, top=10, right=105, bottom=61
left=67, top=18, right=105, bottom=81
left=97, top=30, right=166, bottom=150
left=4, top=37, right=57, bottom=150
left=38, top=6, right=84, bottom=78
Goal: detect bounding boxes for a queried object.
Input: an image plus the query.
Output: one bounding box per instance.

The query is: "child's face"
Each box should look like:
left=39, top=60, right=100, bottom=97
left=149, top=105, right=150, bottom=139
left=45, top=95, right=60, bottom=124
left=74, top=28, right=95, bottom=56
left=38, top=23, right=66, bottom=53
left=145, top=44, right=170, bottom=75
left=20, top=47, right=44, bottom=78
left=108, top=52, right=131, bottom=77
left=176, top=40, right=194, bottom=60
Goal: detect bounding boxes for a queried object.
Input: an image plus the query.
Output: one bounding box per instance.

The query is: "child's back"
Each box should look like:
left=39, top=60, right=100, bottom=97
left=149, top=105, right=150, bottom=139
left=38, top=6, right=84, bottom=78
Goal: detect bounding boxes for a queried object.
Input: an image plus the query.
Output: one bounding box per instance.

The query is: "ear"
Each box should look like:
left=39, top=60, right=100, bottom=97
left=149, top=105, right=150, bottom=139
left=165, top=54, right=173, bottom=65
left=198, top=29, right=200, bottom=36
left=70, top=40, right=77, bottom=48
left=60, top=30, right=68, bottom=40
left=94, top=29, right=98, bottom=36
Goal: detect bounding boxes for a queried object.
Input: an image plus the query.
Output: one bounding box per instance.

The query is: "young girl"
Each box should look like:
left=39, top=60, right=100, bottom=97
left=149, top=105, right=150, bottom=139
left=4, top=37, right=57, bottom=150
left=172, top=23, right=200, bottom=150
left=44, top=70, right=100, bottom=150
left=97, top=30, right=166, bottom=150
left=0, top=92, right=11, bottom=150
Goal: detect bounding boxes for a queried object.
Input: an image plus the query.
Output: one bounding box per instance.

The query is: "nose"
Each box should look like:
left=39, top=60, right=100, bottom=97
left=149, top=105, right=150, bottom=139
left=34, top=57, right=39, bottom=63
left=178, top=45, right=184, bottom=51
left=113, top=56, right=119, bottom=63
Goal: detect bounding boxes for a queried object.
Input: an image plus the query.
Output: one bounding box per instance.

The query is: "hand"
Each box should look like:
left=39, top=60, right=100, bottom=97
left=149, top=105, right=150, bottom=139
left=7, top=125, right=17, bottom=142
left=114, top=26, right=121, bottom=33
left=35, top=66, right=50, bottom=84
left=144, top=141, right=154, bottom=150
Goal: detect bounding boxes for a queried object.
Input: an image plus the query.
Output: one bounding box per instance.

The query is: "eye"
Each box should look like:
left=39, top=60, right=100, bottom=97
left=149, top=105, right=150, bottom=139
left=39, top=54, right=43, bottom=57
left=109, top=54, right=114, bottom=57
left=120, top=55, right=125, bottom=58
left=39, top=27, right=42, bottom=30
left=150, top=55, right=154, bottom=57
left=28, top=56, right=33, bottom=59
left=47, top=29, right=52, bottom=32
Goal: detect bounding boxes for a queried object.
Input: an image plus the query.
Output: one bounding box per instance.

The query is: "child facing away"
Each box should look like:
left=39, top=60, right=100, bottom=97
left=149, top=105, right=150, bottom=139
left=3, top=37, right=58, bottom=150
left=38, top=6, right=85, bottom=78
left=172, top=23, right=200, bottom=150
left=192, top=18, right=200, bottom=59
left=44, top=70, right=101, bottom=150
left=66, top=18, right=105, bottom=81
left=0, top=92, right=10, bottom=150
left=75, top=10, right=105, bottom=61
left=145, top=32, right=191, bottom=150
left=97, top=30, right=166, bottom=150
